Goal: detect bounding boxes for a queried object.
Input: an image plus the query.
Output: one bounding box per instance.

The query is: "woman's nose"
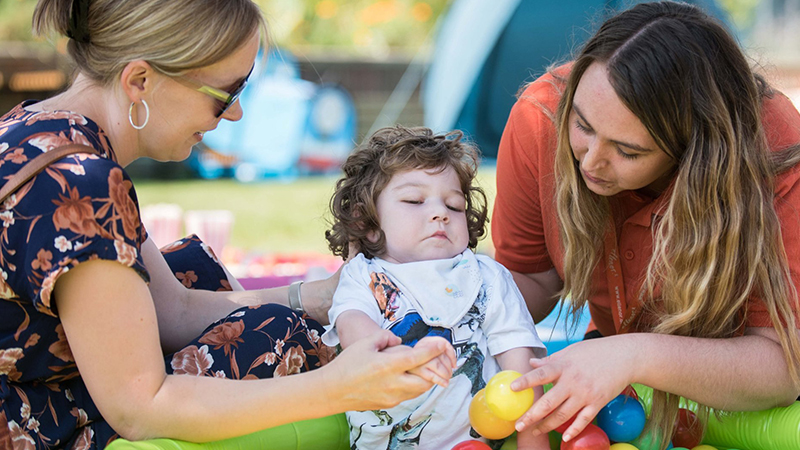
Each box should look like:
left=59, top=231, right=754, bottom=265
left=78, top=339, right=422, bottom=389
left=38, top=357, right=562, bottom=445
left=220, top=99, right=245, bottom=122
left=581, top=138, right=608, bottom=171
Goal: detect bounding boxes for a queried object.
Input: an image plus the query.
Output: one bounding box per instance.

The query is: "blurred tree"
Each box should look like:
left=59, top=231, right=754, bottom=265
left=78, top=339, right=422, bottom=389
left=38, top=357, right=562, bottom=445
left=259, top=0, right=451, bottom=56
left=717, top=0, right=759, bottom=30
left=0, top=0, right=39, bottom=41
left=0, top=0, right=751, bottom=54
left=0, top=0, right=451, bottom=55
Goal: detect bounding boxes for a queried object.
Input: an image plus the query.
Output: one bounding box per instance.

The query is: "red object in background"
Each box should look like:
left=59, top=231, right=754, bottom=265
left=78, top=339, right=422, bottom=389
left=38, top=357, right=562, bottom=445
left=672, top=408, right=703, bottom=449
left=451, top=440, right=492, bottom=450
left=621, top=385, right=639, bottom=401
left=560, top=424, right=610, bottom=450
left=555, top=414, right=578, bottom=434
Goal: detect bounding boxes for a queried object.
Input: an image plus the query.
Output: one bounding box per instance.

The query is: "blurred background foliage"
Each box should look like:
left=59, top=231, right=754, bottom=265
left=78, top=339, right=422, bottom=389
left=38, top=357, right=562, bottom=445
left=0, top=0, right=753, bottom=54
left=717, top=0, right=760, bottom=30
left=0, top=0, right=451, bottom=56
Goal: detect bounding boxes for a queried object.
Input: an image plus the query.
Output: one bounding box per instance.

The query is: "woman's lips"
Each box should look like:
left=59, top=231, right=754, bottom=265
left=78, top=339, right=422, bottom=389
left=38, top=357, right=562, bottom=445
left=582, top=170, right=608, bottom=185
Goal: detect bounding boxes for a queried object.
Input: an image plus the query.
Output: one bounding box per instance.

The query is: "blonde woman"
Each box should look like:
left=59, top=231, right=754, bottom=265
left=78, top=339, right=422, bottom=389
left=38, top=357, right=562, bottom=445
left=0, top=0, right=454, bottom=448
left=492, top=1, right=800, bottom=447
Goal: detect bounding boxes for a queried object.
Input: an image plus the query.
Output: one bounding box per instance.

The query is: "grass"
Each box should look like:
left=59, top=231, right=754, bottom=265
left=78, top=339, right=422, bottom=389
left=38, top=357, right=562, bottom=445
left=132, top=164, right=499, bottom=257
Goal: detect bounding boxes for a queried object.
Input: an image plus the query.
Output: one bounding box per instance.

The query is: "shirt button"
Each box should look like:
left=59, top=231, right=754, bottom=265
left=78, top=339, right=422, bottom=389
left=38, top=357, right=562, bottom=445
left=624, top=250, right=635, bottom=260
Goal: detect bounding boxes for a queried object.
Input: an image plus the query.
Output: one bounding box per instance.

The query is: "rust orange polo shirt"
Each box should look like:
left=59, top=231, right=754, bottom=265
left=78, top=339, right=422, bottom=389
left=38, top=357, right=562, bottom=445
left=493, top=64, right=800, bottom=337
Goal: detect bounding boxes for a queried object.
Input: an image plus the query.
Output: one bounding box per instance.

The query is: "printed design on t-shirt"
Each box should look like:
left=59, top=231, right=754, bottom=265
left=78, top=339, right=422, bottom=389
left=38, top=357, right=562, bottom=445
left=458, top=285, right=488, bottom=333
left=369, top=272, right=400, bottom=321
left=350, top=411, right=434, bottom=450
left=388, top=312, right=452, bottom=347
left=452, top=342, right=486, bottom=396
left=386, top=414, right=433, bottom=450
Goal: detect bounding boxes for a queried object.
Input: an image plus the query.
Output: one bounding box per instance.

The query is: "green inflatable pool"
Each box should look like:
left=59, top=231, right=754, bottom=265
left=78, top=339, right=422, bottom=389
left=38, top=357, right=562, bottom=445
left=106, top=384, right=800, bottom=450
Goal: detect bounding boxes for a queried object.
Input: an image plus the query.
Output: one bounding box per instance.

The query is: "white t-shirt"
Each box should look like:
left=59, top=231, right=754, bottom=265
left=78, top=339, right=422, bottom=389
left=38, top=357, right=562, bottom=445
left=323, top=249, right=545, bottom=449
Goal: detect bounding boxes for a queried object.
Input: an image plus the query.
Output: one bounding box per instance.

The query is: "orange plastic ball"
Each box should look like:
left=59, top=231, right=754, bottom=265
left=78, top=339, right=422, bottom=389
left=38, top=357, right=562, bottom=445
left=469, top=388, right=517, bottom=439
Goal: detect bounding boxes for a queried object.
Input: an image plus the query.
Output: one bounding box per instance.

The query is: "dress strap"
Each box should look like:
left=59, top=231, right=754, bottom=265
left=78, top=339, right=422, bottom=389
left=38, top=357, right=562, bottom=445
left=0, top=144, right=101, bottom=204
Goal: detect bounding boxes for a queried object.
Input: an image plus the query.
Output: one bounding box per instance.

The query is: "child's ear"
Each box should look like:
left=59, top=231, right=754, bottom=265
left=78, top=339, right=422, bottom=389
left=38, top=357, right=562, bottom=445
left=352, top=202, right=374, bottom=234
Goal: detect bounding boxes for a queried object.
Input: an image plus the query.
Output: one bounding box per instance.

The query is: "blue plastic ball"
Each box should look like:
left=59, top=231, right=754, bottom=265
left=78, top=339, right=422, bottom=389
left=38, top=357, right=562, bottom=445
left=596, top=394, right=647, bottom=443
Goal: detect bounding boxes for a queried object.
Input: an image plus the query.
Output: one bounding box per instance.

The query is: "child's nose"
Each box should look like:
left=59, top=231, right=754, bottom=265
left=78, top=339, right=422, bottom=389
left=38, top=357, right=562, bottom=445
left=432, top=205, right=450, bottom=223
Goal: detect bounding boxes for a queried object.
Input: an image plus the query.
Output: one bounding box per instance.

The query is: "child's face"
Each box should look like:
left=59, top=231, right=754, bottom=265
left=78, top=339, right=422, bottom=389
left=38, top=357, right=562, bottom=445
left=372, top=166, right=469, bottom=264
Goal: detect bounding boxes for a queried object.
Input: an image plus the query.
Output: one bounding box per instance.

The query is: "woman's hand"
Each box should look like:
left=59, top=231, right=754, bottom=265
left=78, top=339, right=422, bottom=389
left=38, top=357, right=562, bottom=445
left=511, top=335, right=640, bottom=442
left=322, top=330, right=456, bottom=411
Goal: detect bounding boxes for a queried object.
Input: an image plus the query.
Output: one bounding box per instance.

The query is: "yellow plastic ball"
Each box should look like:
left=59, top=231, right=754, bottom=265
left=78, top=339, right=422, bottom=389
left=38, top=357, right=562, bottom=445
left=610, top=444, right=640, bottom=450
left=484, top=370, right=534, bottom=421
left=691, top=446, right=718, bottom=450
left=469, top=388, right=517, bottom=439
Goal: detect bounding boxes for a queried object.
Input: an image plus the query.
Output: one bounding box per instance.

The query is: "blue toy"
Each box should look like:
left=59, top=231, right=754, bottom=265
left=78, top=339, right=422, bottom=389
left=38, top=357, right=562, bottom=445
left=596, top=394, right=647, bottom=443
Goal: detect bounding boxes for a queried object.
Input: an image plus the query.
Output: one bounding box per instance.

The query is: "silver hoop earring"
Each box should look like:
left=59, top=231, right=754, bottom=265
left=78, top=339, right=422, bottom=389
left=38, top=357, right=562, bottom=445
left=128, top=100, right=149, bottom=130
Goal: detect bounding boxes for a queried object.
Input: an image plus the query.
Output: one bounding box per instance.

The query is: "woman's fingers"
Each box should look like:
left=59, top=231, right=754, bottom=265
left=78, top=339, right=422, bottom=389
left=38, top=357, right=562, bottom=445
left=364, top=329, right=402, bottom=351
left=560, top=404, right=601, bottom=442
left=335, top=335, right=435, bottom=410
left=415, top=336, right=458, bottom=368
left=399, top=338, right=454, bottom=372
left=511, top=357, right=558, bottom=391
left=407, top=365, right=449, bottom=388
left=516, top=380, right=568, bottom=430
left=524, top=395, right=580, bottom=437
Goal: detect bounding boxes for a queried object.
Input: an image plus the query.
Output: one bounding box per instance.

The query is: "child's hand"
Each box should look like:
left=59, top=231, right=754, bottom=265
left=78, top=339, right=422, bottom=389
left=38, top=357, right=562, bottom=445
left=514, top=420, right=551, bottom=450
left=516, top=389, right=551, bottom=450
left=414, top=336, right=458, bottom=387
left=383, top=336, right=456, bottom=388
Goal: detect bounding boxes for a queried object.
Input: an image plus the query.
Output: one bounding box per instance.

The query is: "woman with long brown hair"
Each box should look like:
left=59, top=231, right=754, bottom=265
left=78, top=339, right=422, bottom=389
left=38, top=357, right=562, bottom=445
left=492, top=1, right=800, bottom=447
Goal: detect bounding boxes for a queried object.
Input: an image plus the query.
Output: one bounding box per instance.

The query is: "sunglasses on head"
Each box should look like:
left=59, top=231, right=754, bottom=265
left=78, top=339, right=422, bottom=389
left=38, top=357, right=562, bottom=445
left=174, top=65, right=254, bottom=118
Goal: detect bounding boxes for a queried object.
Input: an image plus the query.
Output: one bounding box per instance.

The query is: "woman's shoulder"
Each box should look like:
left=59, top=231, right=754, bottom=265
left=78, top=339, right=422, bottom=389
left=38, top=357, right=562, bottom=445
left=515, top=62, right=571, bottom=113
left=761, top=90, right=800, bottom=153
left=0, top=101, right=117, bottom=163
left=0, top=101, right=126, bottom=196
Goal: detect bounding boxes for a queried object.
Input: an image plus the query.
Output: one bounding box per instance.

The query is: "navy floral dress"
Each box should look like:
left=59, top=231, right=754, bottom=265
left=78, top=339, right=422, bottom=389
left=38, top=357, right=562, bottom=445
left=0, top=102, right=334, bottom=450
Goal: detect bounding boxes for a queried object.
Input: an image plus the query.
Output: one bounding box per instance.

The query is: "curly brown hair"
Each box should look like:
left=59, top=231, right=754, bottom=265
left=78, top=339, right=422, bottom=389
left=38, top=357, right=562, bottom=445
left=326, top=126, right=488, bottom=260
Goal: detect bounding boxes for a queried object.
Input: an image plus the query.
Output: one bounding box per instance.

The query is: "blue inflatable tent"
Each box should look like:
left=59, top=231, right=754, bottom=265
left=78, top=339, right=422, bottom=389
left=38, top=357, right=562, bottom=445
left=423, top=0, right=732, bottom=157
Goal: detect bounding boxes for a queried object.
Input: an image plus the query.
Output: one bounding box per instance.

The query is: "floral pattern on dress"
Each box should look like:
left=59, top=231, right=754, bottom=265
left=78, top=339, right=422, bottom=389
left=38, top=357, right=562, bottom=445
left=168, top=304, right=332, bottom=381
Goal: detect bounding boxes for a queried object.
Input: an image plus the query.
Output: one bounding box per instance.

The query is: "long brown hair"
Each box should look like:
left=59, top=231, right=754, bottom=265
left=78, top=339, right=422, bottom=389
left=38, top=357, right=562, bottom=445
left=554, top=2, right=800, bottom=446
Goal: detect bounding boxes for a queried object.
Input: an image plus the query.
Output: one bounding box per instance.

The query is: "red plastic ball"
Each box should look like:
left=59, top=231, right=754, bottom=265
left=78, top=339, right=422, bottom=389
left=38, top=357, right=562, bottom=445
left=560, top=423, right=611, bottom=450
left=621, top=385, right=639, bottom=401
left=555, top=414, right=578, bottom=434
left=451, top=440, right=492, bottom=450
left=672, top=408, right=703, bottom=449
